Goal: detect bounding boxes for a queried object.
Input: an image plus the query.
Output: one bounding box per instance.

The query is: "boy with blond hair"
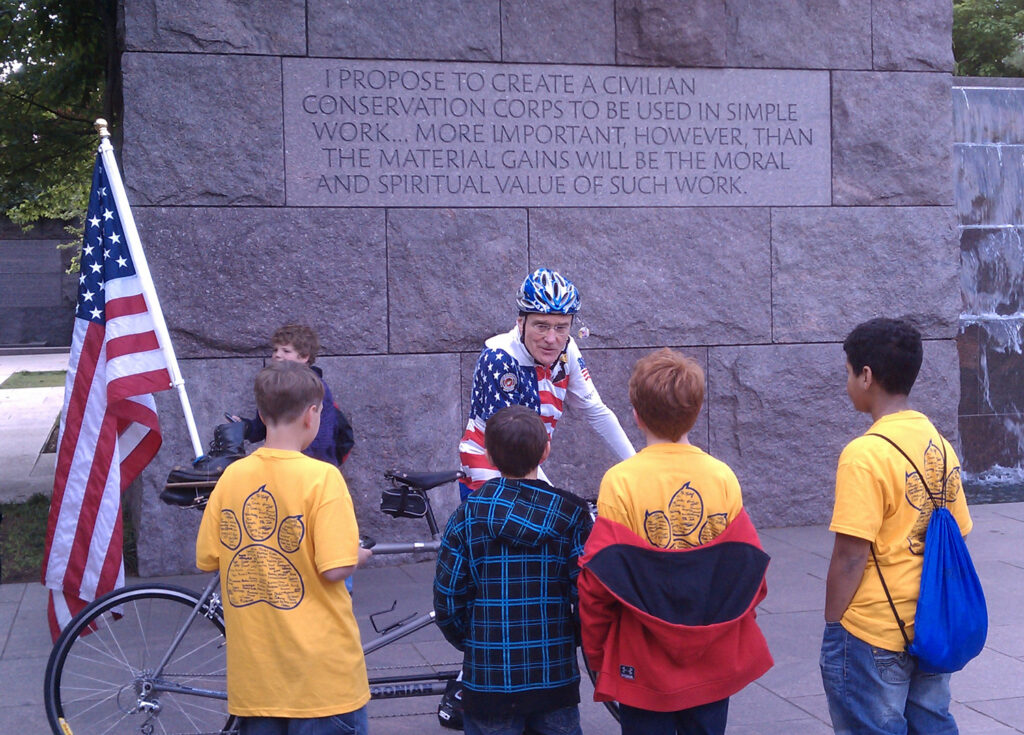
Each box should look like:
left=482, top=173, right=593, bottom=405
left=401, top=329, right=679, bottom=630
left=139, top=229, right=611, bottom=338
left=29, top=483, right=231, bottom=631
left=197, top=361, right=371, bottom=734
left=579, top=348, right=772, bottom=735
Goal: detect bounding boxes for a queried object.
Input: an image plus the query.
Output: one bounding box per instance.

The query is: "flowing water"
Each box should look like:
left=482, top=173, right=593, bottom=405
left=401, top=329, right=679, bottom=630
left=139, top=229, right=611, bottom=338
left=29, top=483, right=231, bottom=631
left=954, top=82, right=1024, bottom=502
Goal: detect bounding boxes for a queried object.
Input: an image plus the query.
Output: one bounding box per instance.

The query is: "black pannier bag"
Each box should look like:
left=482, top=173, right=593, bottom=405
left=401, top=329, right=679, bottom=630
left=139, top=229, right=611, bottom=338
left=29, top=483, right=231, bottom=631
left=379, top=486, right=428, bottom=518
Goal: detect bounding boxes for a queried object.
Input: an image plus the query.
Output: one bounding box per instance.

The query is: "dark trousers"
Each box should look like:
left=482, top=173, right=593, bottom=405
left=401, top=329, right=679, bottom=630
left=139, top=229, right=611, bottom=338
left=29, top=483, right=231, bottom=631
left=619, top=698, right=729, bottom=735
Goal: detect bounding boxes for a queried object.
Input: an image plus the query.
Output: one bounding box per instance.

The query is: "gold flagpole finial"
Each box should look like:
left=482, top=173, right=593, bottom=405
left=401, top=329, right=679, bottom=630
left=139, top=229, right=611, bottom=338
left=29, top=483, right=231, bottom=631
left=94, top=119, right=110, bottom=139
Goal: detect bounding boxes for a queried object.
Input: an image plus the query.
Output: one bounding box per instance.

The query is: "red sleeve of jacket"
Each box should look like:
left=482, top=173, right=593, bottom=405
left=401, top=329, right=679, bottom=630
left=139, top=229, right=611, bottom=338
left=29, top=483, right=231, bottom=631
left=578, top=556, right=617, bottom=674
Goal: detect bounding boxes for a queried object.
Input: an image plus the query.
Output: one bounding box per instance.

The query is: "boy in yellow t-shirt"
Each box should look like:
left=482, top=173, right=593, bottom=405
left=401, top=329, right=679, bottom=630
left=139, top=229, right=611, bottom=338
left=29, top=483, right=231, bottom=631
left=821, top=318, right=972, bottom=735
left=579, top=348, right=771, bottom=735
left=196, top=361, right=372, bottom=734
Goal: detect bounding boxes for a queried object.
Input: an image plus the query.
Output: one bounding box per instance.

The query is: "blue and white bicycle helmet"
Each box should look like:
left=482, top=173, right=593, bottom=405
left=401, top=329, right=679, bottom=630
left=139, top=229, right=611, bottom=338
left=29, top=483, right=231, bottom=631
left=516, top=268, right=581, bottom=315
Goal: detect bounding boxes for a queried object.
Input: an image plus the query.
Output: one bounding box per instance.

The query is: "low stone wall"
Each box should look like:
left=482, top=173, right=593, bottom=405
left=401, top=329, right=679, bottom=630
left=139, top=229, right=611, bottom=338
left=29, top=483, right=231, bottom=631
left=0, top=219, right=76, bottom=347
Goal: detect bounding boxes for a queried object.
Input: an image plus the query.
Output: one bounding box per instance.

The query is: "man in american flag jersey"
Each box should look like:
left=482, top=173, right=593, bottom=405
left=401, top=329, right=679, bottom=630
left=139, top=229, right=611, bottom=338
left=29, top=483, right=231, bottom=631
left=41, top=154, right=172, bottom=639
left=457, top=268, right=634, bottom=500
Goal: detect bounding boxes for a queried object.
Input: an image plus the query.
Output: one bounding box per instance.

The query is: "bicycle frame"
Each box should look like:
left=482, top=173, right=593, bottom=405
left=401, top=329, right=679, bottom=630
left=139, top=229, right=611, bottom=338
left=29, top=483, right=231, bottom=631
left=44, top=468, right=466, bottom=735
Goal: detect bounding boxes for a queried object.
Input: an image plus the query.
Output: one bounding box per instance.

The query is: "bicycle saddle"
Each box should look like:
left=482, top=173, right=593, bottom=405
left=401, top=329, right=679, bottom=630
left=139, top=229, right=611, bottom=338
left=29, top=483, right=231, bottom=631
left=385, top=470, right=465, bottom=491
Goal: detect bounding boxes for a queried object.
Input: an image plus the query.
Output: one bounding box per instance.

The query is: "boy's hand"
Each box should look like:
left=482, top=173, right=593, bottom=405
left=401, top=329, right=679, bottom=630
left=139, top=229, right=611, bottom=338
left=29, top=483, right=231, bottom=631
left=357, top=547, right=373, bottom=567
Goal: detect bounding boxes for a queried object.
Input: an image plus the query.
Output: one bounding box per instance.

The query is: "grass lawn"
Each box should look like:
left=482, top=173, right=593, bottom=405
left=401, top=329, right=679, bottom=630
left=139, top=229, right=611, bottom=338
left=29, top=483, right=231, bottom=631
left=0, top=494, right=49, bottom=583
left=0, top=494, right=137, bottom=584
left=0, top=370, right=66, bottom=389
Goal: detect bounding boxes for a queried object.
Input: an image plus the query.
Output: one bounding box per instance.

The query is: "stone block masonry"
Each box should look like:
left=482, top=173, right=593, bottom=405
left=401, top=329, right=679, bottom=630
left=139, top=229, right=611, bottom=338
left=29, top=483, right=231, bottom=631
left=121, top=0, right=958, bottom=574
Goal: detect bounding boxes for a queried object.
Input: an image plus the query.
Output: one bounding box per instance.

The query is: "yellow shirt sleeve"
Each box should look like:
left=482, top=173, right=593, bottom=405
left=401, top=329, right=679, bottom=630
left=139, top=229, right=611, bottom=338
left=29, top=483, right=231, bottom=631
left=312, top=470, right=360, bottom=574
left=195, top=486, right=222, bottom=572
left=829, top=451, right=885, bottom=543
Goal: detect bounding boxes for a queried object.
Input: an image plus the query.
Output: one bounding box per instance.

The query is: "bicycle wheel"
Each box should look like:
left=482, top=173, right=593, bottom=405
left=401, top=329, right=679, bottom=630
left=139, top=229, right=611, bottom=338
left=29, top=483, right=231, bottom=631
left=44, top=583, right=238, bottom=735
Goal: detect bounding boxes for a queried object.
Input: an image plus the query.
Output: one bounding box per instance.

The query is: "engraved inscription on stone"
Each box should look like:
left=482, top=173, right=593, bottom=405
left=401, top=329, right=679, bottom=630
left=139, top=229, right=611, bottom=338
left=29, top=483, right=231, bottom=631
left=283, top=59, right=831, bottom=207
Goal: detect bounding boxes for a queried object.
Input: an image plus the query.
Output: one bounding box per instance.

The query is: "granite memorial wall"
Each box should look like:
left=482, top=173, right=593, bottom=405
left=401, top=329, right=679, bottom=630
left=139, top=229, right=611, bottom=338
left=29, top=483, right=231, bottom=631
left=0, top=219, right=77, bottom=347
left=120, top=0, right=959, bottom=575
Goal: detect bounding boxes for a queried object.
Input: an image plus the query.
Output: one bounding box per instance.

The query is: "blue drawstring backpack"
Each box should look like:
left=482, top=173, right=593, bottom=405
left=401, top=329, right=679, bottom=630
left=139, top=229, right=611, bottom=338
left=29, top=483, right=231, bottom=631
left=868, top=433, right=988, bottom=674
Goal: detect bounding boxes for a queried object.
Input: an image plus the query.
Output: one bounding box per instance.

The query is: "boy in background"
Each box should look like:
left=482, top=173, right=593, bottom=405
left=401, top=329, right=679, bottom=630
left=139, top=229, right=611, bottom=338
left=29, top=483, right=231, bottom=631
left=434, top=405, right=592, bottom=735
left=579, top=348, right=772, bottom=735
left=197, top=361, right=372, bottom=734
left=235, top=324, right=354, bottom=467
left=821, top=318, right=972, bottom=734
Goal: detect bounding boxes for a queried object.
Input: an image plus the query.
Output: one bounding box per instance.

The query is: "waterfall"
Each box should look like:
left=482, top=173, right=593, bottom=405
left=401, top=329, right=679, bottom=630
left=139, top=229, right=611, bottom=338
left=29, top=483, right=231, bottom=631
left=954, top=82, right=1024, bottom=500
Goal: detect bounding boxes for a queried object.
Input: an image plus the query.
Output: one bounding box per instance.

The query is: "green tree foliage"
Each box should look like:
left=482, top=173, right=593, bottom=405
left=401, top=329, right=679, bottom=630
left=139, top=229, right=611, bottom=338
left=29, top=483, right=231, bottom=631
left=954, top=0, right=1024, bottom=77
left=0, top=0, right=118, bottom=229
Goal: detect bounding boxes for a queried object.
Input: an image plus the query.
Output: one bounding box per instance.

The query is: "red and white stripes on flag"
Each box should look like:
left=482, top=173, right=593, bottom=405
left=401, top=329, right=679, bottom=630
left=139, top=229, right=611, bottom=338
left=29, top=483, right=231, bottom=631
left=41, top=153, right=172, bottom=640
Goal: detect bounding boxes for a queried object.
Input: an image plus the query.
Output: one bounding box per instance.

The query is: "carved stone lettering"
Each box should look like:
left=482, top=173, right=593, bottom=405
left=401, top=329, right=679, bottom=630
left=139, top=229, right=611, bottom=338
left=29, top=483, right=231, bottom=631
left=283, top=59, right=830, bottom=206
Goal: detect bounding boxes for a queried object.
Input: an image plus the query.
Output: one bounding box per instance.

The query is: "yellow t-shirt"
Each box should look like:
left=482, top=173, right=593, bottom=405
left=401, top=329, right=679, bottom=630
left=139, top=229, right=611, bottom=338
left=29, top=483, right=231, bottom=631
left=830, top=411, right=973, bottom=651
left=597, top=443, right=744, bottom=548
left=196, top=447, right=369, bottom=717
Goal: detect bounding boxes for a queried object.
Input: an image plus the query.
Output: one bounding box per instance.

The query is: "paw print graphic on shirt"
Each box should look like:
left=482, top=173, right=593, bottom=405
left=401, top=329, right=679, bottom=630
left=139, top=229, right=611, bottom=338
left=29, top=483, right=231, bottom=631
left=219, top=485, right=305, bottom=609
left=904, top=440, right=962, bottom=555
left=643, top=483, right=727, bottom=549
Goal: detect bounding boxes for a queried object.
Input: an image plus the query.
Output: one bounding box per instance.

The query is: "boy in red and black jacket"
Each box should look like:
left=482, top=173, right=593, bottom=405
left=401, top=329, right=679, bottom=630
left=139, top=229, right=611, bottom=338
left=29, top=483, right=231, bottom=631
left=579, top=348, right=773, bottom=735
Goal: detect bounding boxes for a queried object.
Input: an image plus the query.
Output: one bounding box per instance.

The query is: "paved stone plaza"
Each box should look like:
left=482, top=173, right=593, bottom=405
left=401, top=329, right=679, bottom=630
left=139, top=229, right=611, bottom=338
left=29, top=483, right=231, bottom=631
left=4, top=503, right=1024, bottom=733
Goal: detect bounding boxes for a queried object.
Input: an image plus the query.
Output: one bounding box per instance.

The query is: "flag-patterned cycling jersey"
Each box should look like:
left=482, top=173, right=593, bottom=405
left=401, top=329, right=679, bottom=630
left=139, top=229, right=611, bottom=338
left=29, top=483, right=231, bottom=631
left=459, top=325, right=635, bottom=492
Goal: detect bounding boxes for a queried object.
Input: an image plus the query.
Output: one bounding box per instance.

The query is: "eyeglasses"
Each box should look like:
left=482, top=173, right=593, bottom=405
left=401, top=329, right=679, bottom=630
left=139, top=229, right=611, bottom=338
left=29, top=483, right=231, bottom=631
left=528, top=321, right=572, bottom=336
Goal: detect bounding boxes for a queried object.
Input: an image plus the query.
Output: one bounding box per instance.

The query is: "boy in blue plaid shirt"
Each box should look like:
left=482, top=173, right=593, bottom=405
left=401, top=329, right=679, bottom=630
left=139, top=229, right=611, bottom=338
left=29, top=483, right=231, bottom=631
left=434, top=405, right=592, bottom=735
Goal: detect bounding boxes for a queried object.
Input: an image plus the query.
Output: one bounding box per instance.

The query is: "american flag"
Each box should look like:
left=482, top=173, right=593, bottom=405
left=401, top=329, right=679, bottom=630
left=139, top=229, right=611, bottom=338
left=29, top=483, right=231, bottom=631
left=41, top=153, right=172, bottom=640
left=577, top=357, right=591, bottom=381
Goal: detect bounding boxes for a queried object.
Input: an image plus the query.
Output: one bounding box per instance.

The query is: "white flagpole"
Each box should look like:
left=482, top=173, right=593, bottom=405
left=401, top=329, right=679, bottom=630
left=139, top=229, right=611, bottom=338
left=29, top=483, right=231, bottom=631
left=94, top=119, right=205, bottom=460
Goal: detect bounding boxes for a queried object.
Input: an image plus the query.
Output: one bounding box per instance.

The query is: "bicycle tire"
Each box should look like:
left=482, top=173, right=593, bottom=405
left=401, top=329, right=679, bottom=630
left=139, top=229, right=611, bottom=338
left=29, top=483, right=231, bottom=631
left=44, top=583, right=238, bottom=735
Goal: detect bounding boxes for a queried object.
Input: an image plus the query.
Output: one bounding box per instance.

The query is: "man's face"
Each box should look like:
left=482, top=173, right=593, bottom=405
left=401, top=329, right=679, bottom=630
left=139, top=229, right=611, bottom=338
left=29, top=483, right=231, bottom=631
left=518, top=314, right=573, bottom=367
left=271, top=342, right=309, bottom=365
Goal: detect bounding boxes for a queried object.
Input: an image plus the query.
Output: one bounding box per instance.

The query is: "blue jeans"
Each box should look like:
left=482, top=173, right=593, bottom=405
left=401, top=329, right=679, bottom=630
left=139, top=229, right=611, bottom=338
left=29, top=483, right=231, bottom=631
left=239, top=706, right=368, bottom=735
left=462, top=705, right=581, bottom=735
left=820, top=621, right=957, bottom=734
left=619, top=699, right=729, bottom=735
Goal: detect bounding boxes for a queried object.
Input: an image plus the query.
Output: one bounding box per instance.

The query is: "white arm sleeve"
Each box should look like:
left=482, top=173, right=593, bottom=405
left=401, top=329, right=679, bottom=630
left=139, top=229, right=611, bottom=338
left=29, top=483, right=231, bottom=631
left=564, top=342, right=635, bottom=461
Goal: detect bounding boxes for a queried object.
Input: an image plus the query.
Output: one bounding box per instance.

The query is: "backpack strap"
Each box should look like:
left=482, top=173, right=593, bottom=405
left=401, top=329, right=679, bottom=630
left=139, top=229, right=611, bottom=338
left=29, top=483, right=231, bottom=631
left=866, top=432, right=948, bottom=510
left=862, top=431, right=950, bottom=650
left=870, top=544, right=912, bottom=650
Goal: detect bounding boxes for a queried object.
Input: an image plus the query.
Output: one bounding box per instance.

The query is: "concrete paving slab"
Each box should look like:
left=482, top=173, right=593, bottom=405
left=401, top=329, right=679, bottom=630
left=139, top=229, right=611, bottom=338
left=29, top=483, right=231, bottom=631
left=0, top=703, right=49, bottom=734
left=0, top=602, right=17, bottom=654
left=0, top=582, right=24, bottom=603
left=986, top=624, right=1024, bottom=659
left=729, top=716, right=834, bottom=734
left=4, top=598, right=55, bottom=659
left=760, top=524, right=835, bottom=558
left=0, top=655, right=47, bottom=706
left=756, top=611, right=829, bottom=699
left=759, top=566, right=827, bottom=614
left=0, top=383, right=64, bottom=502
left=729, top=680, right=826, bottom=726
left=960, top=698, right=1024, bottom=733
left=787, top=692, right=833, bottom=726
left=955, top=649, right=1024, bottom=702
left=988, top=503, right=1024, bottom=524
